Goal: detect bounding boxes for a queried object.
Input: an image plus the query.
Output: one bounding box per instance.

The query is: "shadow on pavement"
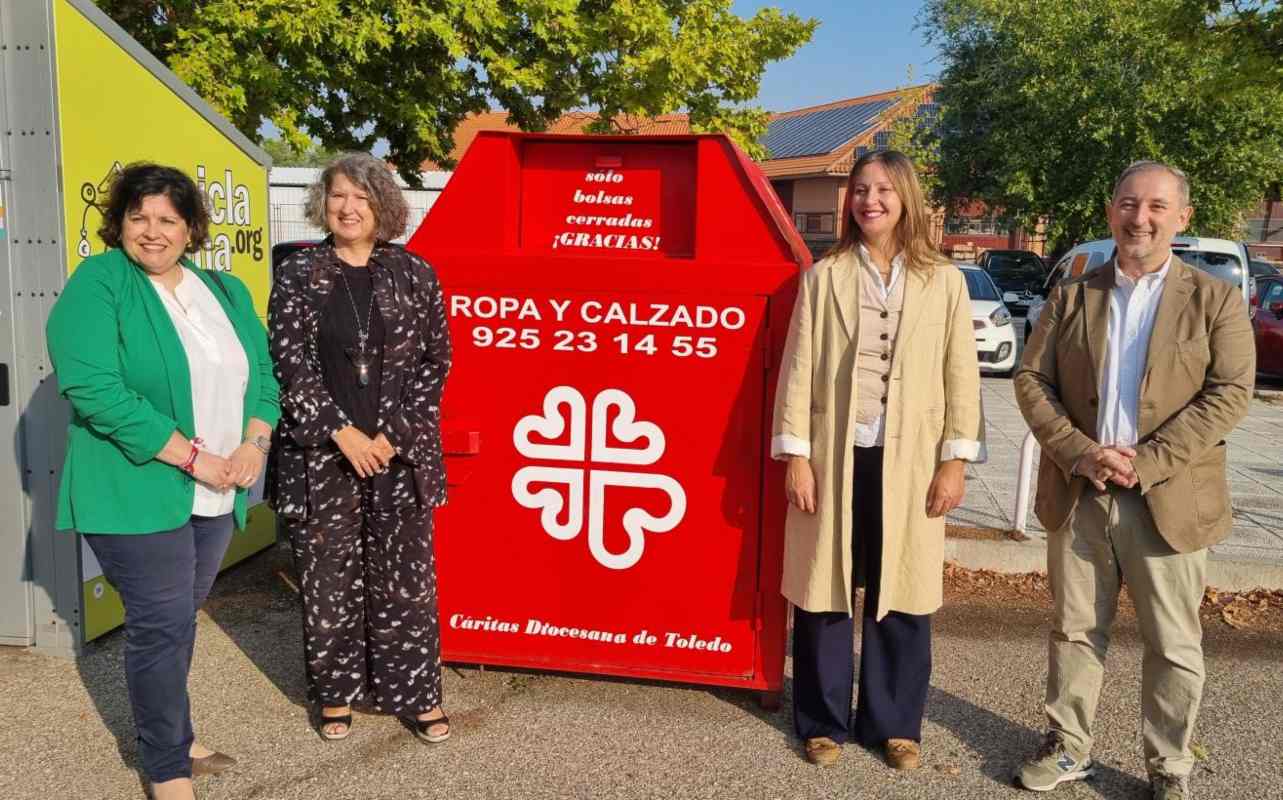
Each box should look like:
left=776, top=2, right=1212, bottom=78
left=929, top=687, right=1150, bottom=798
left=18, top=376, right=150, bottom=795
left=200, top=542, right=310, bottom=709
left=708, top=677, right=794, bottom=737
left=74, top=634, right=150, bottom=797
left=68, top=542, right=309, bottom=795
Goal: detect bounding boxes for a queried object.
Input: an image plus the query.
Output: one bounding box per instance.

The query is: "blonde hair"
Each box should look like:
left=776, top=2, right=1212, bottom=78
left=827, top=150, right=942, bottom=274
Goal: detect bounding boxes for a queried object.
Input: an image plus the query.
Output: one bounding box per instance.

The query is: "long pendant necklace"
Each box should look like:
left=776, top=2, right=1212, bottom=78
left=338, top=266, right=376, bottom=387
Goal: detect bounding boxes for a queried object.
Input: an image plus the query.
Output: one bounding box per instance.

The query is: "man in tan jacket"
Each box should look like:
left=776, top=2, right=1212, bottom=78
left=1013, top=161, right=1254, bottom=800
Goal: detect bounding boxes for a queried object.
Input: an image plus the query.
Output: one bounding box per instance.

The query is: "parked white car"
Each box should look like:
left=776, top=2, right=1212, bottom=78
left=1024, top=236, right=1251, bottom=338
left=959, top=265, right=1019, bottom=375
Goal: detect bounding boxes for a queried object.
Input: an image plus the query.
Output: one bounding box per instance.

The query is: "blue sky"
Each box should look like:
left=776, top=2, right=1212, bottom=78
left=270, top=2, right=936, bottom=150
left=731, top=1, right=937, bottom=111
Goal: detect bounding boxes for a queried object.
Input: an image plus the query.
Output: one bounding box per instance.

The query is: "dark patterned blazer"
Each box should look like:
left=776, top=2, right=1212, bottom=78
left=267, top=239, right=451, bottom=519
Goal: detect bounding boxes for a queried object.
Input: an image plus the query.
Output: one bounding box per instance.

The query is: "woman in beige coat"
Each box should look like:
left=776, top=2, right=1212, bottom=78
left=772, top=150, right=984, bottom=770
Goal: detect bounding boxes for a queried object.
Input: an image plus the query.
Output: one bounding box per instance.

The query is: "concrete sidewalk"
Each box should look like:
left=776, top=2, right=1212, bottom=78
left=947, top=378, right=1283, bottom=589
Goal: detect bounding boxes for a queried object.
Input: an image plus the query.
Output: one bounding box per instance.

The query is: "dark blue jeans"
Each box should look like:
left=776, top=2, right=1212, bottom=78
left=83, top=514, right=234, bottom=783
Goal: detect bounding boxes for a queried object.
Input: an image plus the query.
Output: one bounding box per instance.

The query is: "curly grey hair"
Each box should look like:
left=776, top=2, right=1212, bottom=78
left=305, top=153, right=409, bottom=242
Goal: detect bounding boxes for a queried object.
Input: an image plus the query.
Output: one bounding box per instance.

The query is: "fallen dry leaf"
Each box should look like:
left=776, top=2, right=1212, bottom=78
left=944, top=562, right=1283, bottom=632
left=1222, top=606, right=1249, bottom=629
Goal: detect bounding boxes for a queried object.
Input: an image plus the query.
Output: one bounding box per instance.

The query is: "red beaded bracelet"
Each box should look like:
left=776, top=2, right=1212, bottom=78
left=179, top=437, right=204, bottom=475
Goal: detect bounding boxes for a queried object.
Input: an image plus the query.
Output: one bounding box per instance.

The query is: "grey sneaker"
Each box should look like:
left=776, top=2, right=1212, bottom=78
left=1016, top=731, right=1096, bottom=791
left=1151, top=773, right=1191, bottom=800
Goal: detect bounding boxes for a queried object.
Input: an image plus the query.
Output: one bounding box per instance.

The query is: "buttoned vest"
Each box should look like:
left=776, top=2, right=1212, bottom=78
left=854, top=262, right=905, bottom=426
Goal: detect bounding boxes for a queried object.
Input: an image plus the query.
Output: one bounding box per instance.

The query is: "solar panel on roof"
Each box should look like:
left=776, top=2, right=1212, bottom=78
left=761, top=98, right=899, bottom=159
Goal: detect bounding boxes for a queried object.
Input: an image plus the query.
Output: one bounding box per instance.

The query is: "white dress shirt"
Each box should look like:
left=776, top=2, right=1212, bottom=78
left=150, top=270, right=249, bottom=516
left=1097, top=256, right=1171, bottom=448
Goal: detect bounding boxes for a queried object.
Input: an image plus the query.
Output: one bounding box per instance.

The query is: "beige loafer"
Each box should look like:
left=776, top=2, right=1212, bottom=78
left=885, top=738, right=921, bottom=770
left=804, top=736, right=841, bottom=767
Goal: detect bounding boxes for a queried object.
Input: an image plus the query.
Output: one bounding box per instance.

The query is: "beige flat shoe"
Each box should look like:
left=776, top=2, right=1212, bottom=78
left=885, top=738, right=921, bottom=770
left=804, top=736, right=841, bottom=767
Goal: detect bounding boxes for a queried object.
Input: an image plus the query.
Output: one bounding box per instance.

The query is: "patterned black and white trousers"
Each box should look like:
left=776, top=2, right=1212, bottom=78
left=284, top=463, right=442, bottom=716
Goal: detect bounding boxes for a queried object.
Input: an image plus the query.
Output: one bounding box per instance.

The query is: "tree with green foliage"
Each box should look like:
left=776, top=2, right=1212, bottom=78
left=259, top=137, right=342, bottom=168
left=1189, top=1, right=1283, bottom=78
left=884, top=83, right=941, bottom=200
left=919, top=0, right=1283, bottom=252
left=97, top=0, right=816, bottom=183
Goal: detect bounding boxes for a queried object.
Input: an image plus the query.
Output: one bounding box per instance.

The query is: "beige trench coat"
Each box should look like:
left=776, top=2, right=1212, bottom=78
left=772, top=250, right=984, bottom=619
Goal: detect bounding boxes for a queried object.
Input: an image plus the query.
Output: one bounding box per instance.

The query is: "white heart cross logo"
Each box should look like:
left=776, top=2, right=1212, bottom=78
left=513, top=385, right=586, bottom=460
left=591, top=389, right=665, bottom=465
left=511, top=466, right=584, bottom=542
left=511, top=386, right=685, bottom=570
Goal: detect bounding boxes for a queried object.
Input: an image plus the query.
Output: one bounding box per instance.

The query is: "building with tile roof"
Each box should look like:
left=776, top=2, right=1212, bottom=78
left=421, top=88, right=1042, bottom=260
left=758, top=85, right=1045, bottom=260
left=424, top=95, right=1276, bottom=265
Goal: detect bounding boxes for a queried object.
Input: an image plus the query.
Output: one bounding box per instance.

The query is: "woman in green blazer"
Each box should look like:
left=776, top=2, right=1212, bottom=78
left=46, top=164, right=280, bottom=800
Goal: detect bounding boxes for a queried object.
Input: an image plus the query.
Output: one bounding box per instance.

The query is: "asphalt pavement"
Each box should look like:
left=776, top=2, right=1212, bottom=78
left=4, top=542, right=1281, bottom=800
left=7, top=322, right=1283, bottom=799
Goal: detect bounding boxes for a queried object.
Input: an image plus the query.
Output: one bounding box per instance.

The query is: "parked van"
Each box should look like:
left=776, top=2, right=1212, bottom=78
left=1024, top=236, right=1251, bottom=338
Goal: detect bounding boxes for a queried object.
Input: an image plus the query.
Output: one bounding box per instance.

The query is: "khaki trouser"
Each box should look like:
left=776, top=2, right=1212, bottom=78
left=1046, top=486, right=1207, bottom=778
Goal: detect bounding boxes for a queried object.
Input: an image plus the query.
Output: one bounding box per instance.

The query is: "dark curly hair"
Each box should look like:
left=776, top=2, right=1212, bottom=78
left=98, top=163, right=210, bottom=253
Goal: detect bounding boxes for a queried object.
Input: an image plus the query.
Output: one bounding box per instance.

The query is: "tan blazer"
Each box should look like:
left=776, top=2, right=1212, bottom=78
left=1013, top=257, right=1254, bottom=552
left=772, top=250, right=984, bottom=619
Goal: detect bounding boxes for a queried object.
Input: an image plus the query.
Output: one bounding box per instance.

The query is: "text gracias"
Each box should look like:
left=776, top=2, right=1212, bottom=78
left=551, top=168, right=662, bottom=252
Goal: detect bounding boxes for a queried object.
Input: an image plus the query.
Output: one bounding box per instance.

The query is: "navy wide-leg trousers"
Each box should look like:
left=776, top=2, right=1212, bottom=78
left=792, top=446, right=932, bottom=746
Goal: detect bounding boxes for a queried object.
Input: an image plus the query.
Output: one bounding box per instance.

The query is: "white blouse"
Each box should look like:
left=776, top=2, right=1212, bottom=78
left=150, top=270, right=249, bottom=516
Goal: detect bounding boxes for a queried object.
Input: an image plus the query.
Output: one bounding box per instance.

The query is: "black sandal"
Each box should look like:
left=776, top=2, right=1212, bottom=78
left=405, top=710, right=450, bottom=743
left=317, top=709, right=353, bottom=742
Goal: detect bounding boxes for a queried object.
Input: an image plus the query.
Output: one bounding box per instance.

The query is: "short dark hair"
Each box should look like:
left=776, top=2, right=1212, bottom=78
left=98, top=163, right=210, bottom=252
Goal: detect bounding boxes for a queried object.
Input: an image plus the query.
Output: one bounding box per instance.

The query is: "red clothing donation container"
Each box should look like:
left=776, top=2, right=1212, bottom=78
left=406, top=132, right=811, bottom=703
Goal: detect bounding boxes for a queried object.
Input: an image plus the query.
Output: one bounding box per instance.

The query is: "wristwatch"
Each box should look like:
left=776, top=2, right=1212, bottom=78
left=247, top=434, right=272, bottom=454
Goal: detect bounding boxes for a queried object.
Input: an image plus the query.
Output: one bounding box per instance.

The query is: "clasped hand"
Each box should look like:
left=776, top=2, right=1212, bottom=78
left=190, top=445, right=266, bottom=492
left=1075, top=445, right=1138, bottom=491
left=190, top=451, right=233, bottom=492
left=333, top=426, right=397, bottom=478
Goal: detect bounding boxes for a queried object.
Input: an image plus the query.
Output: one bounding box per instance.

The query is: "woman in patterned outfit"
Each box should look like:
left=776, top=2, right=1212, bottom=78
left=268, top=153, right=451, bottom=743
